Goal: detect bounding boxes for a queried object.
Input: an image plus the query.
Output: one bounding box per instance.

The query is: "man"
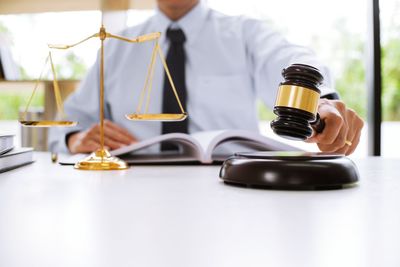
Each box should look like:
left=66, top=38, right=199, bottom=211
left=48, top=0, right=364, bottom=155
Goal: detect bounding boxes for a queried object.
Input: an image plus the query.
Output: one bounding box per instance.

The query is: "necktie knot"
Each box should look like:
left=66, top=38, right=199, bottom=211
left=167, top=28, right=186, bottom=44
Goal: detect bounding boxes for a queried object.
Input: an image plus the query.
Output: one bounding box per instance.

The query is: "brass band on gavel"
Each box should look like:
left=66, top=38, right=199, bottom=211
left=274, top=84, right=320, bottom=115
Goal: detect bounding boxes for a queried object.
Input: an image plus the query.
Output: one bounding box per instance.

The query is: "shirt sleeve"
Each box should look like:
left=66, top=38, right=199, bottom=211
left=243, top=18, right=336, bottom=108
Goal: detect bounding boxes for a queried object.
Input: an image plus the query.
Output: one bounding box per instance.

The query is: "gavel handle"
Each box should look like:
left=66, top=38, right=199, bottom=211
left=310, top=113, right=325, bottom=134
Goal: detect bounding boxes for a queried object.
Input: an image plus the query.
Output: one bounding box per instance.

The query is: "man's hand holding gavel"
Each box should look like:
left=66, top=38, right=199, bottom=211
left=307, top=99, right=364, bottom=156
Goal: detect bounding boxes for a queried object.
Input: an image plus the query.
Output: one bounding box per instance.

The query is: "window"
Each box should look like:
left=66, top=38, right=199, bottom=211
left=0, top=11, right=101, bottom=119
left=0, top=11, right=101, bottom=80
left=381, top=0, right=400, bottom=157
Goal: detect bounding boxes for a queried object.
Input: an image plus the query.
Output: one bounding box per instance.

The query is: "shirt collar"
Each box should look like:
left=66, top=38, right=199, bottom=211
left=151, top=1, right=209, bottom=45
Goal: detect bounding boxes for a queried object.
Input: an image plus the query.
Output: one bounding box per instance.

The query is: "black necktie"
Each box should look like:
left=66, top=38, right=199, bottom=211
left=161, top=28, right=188, bottom=151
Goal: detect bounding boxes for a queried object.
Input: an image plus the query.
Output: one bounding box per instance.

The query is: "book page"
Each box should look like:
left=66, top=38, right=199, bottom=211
left=110, top=132, right=204, bottom=160
left=191, top=130, right=301, bottom=163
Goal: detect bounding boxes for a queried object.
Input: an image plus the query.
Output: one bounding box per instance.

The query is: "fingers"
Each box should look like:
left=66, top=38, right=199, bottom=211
left=343, top=109, right=363, bottom=155
left=309, top=99, right=364, bottom=155
left=68, top=130, right=97, bottom=154
left=330, top=108, right=363, bottom=155
left=312, top=100, right=345, bottom=147
left=346, top=129, right=361, bottom=155
left=67, top=121, right=137, bottom=154
left=84, top=139, right=101, bottom=152
left=104, top=120, right=136, bottom=144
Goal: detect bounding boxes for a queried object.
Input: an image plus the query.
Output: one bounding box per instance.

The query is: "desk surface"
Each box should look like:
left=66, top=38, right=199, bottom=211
left=0, top=153, right=400, bottom=267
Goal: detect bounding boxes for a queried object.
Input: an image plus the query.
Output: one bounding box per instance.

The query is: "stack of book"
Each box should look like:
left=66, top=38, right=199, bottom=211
left=0, top=134, right=33, bottom=173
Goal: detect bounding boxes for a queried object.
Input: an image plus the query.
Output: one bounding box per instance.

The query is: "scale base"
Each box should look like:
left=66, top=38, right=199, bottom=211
left=219, top=152, right=359, bottom=190
left=74, top=149, right=128, bottom=170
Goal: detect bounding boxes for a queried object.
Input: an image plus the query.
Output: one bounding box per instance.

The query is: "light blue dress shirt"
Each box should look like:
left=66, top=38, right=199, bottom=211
left=49, top=1, right=335, bottom=153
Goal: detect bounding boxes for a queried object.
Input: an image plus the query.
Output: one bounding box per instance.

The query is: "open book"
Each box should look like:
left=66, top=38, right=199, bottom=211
left=105, top=130, right=301, bottom=164
left=60, top=130, right=301, bottom=165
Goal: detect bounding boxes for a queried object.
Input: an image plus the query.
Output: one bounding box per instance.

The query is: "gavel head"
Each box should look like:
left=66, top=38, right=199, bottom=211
left=270, top=63, right=323, bottom=141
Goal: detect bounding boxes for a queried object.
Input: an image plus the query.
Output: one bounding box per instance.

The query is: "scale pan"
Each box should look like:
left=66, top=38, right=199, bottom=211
left=19, top=120, right=78, bottom=127
left=125, top=113, right=187, bottom=122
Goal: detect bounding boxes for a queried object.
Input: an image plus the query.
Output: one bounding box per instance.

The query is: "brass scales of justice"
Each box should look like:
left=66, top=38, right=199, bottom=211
left=19, top=25, right=187, bottom=170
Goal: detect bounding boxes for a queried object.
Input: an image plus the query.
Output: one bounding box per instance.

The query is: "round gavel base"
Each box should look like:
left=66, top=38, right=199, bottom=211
left=219, top=152, right=359, bottom=190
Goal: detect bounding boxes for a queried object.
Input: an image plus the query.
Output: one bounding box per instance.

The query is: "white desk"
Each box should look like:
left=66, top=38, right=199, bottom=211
left=0, top=153, right=400, bottom=267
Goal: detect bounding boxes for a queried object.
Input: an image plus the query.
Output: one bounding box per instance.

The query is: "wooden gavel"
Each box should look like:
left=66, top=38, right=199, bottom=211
left=270, top=63, right=325, bottom=141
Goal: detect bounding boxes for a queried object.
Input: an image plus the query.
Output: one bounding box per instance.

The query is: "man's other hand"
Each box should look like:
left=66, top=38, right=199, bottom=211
left=67, top=120, right=137, bottom=154
left=307, top=99, right=364, bottom=155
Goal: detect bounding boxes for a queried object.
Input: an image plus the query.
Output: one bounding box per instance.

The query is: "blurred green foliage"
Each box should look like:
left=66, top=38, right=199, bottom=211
left=0, top=91, right=44, bottom=119
left=334, top=42, right=367, bottom=120
left=382, top=38, right=400, bottom=120
left=0, top=21, right=87, bottom=120
left=257, top=100, right=275, bottom=121
left=55, top=52, right=87, bottom=80
left=0, top=23, right=9, bottom=34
